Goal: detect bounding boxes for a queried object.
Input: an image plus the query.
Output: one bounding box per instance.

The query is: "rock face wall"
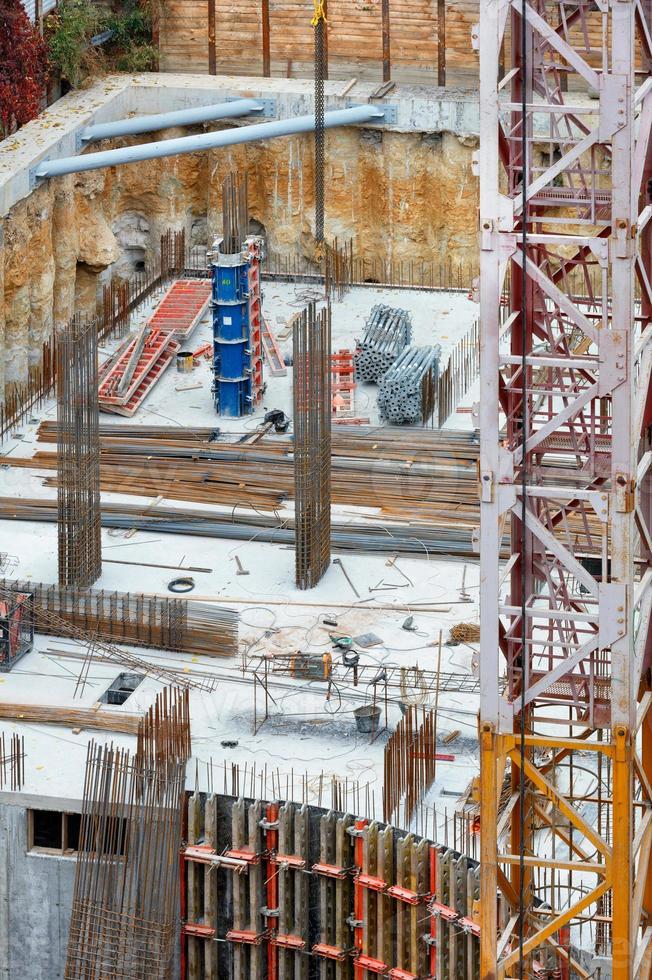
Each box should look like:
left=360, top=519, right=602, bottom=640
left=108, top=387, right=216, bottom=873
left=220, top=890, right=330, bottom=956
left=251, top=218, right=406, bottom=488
left=0, top=125, right=478, bottom=398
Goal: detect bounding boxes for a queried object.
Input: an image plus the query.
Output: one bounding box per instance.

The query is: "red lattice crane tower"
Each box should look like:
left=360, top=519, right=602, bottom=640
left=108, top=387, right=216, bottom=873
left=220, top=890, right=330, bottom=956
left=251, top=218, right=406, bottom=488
left=478, top=0, right=652, bottom=975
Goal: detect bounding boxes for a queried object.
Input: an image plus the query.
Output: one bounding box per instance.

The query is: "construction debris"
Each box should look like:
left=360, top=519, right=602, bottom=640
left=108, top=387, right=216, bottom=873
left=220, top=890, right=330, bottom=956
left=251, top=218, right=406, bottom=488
left=448, top=622, right=480, bottom=644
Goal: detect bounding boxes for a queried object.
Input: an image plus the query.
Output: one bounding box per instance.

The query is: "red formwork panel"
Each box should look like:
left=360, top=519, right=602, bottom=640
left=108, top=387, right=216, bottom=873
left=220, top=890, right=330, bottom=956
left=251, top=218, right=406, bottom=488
left=99, top=329, right=176, bottom=408
left=146, top=279, right=212, bottom=339
left=100, top=340, right=180, bottom=417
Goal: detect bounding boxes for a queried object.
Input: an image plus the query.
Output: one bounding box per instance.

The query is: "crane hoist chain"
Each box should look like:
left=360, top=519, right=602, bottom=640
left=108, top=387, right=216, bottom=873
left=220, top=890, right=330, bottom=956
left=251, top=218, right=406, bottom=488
left=312, top=0, right=327, bottom=245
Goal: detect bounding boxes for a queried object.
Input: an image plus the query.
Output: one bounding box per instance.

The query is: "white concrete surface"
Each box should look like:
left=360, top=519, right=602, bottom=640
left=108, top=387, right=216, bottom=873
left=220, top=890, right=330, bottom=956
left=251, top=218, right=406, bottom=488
left=0, top=280, right=482, bottom=846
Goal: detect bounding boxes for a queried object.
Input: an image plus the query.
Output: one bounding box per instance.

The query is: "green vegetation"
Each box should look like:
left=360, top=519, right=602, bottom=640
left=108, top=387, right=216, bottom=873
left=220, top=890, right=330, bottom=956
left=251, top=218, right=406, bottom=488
left=103, top=2, right=158, bottom=72
left=46, top=0, right=100, bottom=88
left=46, top=0, right=157, bottom=89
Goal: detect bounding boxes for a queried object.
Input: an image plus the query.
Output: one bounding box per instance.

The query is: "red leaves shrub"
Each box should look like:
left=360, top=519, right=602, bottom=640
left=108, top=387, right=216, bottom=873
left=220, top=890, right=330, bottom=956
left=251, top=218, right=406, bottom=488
left=0, top=0, right=49, bottom=139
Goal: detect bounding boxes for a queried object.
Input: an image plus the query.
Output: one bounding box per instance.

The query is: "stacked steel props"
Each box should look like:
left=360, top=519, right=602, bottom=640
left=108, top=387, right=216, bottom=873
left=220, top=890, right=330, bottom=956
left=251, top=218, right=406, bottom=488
left=354, top=304, right=412, bottom=383
left=377, top=345, right=441, bottom=424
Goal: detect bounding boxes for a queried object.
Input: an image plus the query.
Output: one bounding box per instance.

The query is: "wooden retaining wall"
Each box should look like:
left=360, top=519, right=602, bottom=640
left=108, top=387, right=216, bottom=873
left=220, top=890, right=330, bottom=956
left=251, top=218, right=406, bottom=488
left=158, top=0, right=615, bottom=87
left=158, top=0, right=475, bottom=84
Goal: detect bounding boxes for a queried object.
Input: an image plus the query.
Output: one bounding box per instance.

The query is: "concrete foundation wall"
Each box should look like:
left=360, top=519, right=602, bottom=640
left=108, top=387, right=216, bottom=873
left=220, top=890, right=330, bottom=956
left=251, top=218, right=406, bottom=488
left=0, top=801, right=76, bottom=979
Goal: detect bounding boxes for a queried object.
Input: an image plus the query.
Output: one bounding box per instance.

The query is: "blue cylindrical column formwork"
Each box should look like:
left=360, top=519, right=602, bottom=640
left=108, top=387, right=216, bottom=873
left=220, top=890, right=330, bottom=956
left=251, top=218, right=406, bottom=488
left=211, top=245, right=253, bottom=417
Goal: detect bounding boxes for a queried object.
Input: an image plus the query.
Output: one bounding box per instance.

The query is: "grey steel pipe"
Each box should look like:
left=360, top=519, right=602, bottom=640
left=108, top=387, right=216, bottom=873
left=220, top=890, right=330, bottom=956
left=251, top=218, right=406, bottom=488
left=35, top=104, right=385, bottom=179
left=80, top=98, right=265, bottom=143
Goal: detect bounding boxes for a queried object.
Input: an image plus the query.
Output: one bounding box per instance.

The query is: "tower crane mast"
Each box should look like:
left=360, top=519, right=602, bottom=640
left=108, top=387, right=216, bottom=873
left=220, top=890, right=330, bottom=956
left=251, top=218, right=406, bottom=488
left=478, top=0, right=652, bottom=974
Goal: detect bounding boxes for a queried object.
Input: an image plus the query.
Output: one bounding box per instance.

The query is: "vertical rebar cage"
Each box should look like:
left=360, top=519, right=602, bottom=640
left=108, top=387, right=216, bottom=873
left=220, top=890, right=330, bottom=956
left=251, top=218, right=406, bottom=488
left=65, top=687, right=191, bottom=980
left=56, top=315, right=102, bottom=588
left=293, top=302, right=332, bottom=589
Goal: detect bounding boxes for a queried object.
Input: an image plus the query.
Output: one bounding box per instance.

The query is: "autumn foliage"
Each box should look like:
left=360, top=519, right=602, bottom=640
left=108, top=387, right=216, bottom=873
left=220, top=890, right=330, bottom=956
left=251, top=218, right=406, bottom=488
left=0, top=0, right=49, bottom=139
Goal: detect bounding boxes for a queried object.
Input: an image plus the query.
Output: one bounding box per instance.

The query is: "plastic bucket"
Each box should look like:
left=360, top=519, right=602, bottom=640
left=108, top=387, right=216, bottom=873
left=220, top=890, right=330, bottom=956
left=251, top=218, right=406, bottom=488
left=176, top=351, right=194, bottom=373
left=354, top=704, right=381, bottom=734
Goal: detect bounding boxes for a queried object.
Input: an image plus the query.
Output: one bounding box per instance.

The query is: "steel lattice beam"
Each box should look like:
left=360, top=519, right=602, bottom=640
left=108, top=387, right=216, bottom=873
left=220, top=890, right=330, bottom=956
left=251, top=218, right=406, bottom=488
left=479, top=0, right=652, bottom=975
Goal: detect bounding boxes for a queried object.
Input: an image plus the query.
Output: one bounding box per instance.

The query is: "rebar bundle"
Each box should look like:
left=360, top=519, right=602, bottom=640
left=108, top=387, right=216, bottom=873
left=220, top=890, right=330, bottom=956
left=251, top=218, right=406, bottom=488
left=293, top=302, right=331, bottom=589
left=354, top=304, right=412, bottom=383
left=65, top=687, right=190, bottom=980
left=57, top=314, right=102, bottom=588
left=377, top=344, right=441, bottom=424
left=221, top=173, right=249, bottom=254
left=0, top=579, right=238, bottom=659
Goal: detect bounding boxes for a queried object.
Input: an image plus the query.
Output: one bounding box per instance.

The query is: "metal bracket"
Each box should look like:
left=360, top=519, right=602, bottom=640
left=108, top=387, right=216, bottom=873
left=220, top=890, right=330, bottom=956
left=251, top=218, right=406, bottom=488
left=347, top=101, right=398, bottom=125
left=29, top=165, right=48, bottom=190
left=599, top=75, right=628, bottom=139
left=599, top=581, right=627, bottom=648
left=480, top=219, right=494, bottom=251
left=346, top=825, right=365, bottom=838
left=480, top=469, right=493, bottom=503
left=259, top=817, right=279, bottom=830
left=226, top=95, right=276, bottom=117
left=614, top=473, right=635, bottom=513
